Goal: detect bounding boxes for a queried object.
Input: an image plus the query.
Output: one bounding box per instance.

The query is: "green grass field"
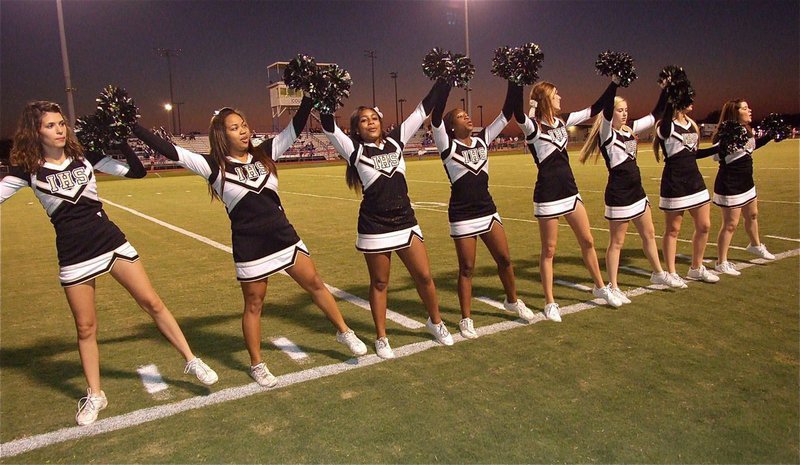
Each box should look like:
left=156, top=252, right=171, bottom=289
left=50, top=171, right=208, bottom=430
left=1, top=140, right=798, bottom=463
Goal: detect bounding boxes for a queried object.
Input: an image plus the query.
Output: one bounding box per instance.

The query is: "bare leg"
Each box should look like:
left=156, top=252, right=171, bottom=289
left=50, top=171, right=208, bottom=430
left=64, top=281, right=101, bottom=393
left=364, top=252, right=391, bottom=339
left=396, top=237, right=443, bottom=324
left=110, top=259, right=194, bottom=361
left=479, top=222, right=518, bottom=303
left=663, top=211, right=684, bottom=273
left=453, top=236, right=478, bottom=319
left=564, top=203, right=605, bottom=288
left=538, top=217, right=559, bottom=305
left=742, top=200, right=762, bottom=246
left=631, top=206, right=664, bottom=273
left=239, top=279, right=267, bottom=366
left=606, top=220, right=629, bottom=288
left=688, top=203, right=712, bottom=269
left=285, top=253, right=349, bottom=333
left=716, top=206, right=741, bottom=263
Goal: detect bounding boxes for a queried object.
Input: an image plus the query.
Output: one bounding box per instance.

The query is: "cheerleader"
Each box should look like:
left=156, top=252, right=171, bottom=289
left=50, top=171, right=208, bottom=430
left=431, top=81, right=535, bottom=338
left=0, top=101, right=218, bottom=426
left=711, top=100, right=775, bottom=276
left=133, top=96, right=367, bottom=388
left=321, top=81, right=454, bottom=358
left=514, top=78, right=624, bottom=322
left=578, top=85, right=687, bottom=299
left=653, top=100, right=720, bottom=283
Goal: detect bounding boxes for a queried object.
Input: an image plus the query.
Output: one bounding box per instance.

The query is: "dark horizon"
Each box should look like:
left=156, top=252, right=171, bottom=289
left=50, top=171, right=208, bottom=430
left=2, top=0, right=798, bottom=139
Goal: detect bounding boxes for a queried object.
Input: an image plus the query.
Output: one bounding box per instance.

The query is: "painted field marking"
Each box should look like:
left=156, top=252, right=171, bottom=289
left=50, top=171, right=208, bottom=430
left=324, top=284, right=425, bottom=329
left=3, top=247, right=797, bottom=458
left=474, top=296, right=506, bottom=311
left=270, top=337, right=309, bottom=362
left=766, top=235, right=800, bottom=243
left=475, top=296, right=547, bottom=323
left=619, top=265, right=652, bottom=277
left=101, top=197, right=425, bottom=330
left=136, top=365, right=168, bottom=395
left=554, top=279, right=592, bottom=292
left=676, top=254, right=712, bottom=263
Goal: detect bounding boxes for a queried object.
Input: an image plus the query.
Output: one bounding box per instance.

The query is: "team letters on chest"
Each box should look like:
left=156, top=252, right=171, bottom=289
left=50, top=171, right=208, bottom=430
left=44, top=166, right=89, bottom=193
left=233, top=161, right=269, bottom=181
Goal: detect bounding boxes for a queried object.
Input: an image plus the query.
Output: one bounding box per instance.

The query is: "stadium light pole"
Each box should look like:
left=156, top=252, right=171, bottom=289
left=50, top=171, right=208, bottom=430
left=398, top=98, right=406, bottom=122
left=460, top=98, right=465, bottom=110
left=163, top=103, right=174, bottom=134
left=364, top=50, right=377, bottom=107
left=477, top=105, right=483, bottom=127
left=464, top=0, right=471, bottom=116
left=56, top=0, right=76, bottom=126
left=156, top=48, right=181, bottom=135
left=174, top=102, right=184, bottom=134
left=390, top=72, right=399, bottom=125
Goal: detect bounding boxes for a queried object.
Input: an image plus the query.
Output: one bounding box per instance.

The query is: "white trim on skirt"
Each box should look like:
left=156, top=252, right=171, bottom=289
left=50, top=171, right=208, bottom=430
left=450, top=212, right=503, bottom=238
left=534, top=194, right=583, bottom=219
left=236, top=240, right=309, bottom=282
left=658, top=190, right=710, bottom=211
left=605, top=197, right=649, bottom=222
left=60, top=242, right=139, bottom=287
left=713, top=187, right=756, bottom=208
left=356, top=225, right=423, bottom=254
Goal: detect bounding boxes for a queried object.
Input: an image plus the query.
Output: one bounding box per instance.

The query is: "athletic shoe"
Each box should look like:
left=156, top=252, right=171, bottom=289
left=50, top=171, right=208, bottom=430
left=651, top=271, right=685, bottom=289
left=336, top=329, right=368, bottom=356
left=592, top=284, right=623, bottom=308
left=746, top=243, right=775, bottom=260
left=686, top=265, right=720, bottom=283
left=612, top=287, right=632, bottom=304
left=543, top=302, right=562, bottom=322
left=714, top=261, right=741, bottom=276
left=668, top=272, right=689, bottom=289
left=375, top=337, right=395, bottom=359
left=459, top=318, right=479, bottom=339
left=426, top=318, right=454, bottom=346
left=503, top=298, right=536, bottom=322
left=76, top=388, right=108, bottom=426
left=249, top=362, right=278, bottom=388
left=184, top=357, right=218, bottom=385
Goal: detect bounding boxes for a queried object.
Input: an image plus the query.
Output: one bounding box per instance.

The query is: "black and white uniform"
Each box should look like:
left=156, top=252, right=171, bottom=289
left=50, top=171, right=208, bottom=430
left=133, top=101, right=311, bottom=282
left=518, top=83, right=617, bottom=218
left=656, top=111, right=718, bottom=211
left=0, top=148, right=145, bottom=287
left=321, top=82, right=445, bottom=253
left=712, top=134, right=771, bottom=208
left=431, top=82, right=517, bottom=237
left=597, top=88, right=666, bottom=221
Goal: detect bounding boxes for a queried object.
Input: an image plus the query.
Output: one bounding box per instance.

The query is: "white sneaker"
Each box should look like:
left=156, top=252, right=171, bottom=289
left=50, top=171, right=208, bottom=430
left=686, top=265, right=720, bottom=283
left=459, top=318, right=479, bottom=339
left=375, top=337, right=395, bottom=359
left=76, top=388, right=108, bottom=426
left=746, top=243, right=775, bottom=260
left=249, top=362, right=278, bottom=388
left=651, top=271, right=684, bottom=288
left=592, top=284, right=623, bottom=308
left=336, top=329, right=368, bottom=356
left=714, top=261, right=741, bottom=276
left=426, top=318, right=454, bottom=346
left=543, top=302, right=562, bottom=322
left=611, top=287, right=631, bottom=304
left=503, top=298, right=536, bottom=322
left=184, top=357, right=218, bottom=385
left=668, top=272, right=689, bottom=289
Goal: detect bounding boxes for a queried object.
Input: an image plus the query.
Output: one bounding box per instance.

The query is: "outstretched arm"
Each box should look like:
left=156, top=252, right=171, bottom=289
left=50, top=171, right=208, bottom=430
left=84, top=141, right=146, bottom=178
left=270, top=96, right=313, bottom=161
left=321, top=113, right=356, bottom=161
left=400, top=81, right=450, bottom=144
left=133, top=124, right=179, bottom=161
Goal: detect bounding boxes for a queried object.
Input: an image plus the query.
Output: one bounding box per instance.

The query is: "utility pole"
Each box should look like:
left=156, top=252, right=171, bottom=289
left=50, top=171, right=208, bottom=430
left=364, top=50, right=377, bottom=107
left=390, top=72, right=399, bottom=125
left=156, top=48, right=181, bottom=135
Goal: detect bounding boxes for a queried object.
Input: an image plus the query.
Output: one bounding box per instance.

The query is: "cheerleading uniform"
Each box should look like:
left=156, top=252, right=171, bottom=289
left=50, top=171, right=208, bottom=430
left=712, top=134, right=771, bottom=208
left=432, top=82, right=519, bottom=238
left=133, top=98, right=312, bottom=281
left=598, top=88, right=667, bottom=221
left=0, top=145, right=146, bottom=286
left=321, top=82, right=448, bottom=253
left=656, top=107, right=718, bottom=211
left=517, top=83, right=618, bottom=218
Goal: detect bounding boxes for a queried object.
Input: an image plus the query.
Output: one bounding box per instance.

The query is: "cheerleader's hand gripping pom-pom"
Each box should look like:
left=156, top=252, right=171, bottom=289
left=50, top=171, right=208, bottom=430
left=449, top=53, right=475, bottom=88
left=717, top=121, right=749, bottom=153
left=512, top=42, right=544, bottom=85
left=75, top=114, right=109, bottom=153
left=658, top=65, right=694, bottom=109
left=311, top=64, right=352, bottom=114
left=96, top=85, right=139, bottom=144
left=761, top=113, right=791, bottom=142
left=490, top=46, right=515, bottom=81
left=595, top=51, right=637, bottom=87
left=422, top=48, right=456, bottom=83
left=284, top=54, right=318, bottom=92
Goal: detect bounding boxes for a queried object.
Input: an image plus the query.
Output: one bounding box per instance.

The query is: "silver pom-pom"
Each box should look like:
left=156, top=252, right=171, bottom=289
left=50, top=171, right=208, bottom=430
left=311, top=64, right=352, bottom=114
left=284, top=54, right=318, bottom=92
left=595, top=51, right=637, bottom=87
left=95, top=85, right=139, bottom=145
left=761, top=113, right=791, bottom=142
left=717, top=120, right=749, bottom=153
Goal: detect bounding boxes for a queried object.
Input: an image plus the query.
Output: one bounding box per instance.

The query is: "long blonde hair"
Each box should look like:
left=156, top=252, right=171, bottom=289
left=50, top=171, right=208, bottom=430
left=11, top=101, right=85, bottom=174
left=530, top=81, right=557, bottom=124
left=652, top=110, right=699, bottom=162
left=579, top=97, right=631, bottom=164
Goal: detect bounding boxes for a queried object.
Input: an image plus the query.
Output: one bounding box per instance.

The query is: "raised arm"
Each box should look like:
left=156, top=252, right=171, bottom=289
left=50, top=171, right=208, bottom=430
left=321, top=113, right=356, bottom=161
left=269, top=96, right=313, bottom=161
left=631, top=88, right=667, bottom=134
left=84, top=141, right=146, bottom=178
left=430, top=82, right=452, bottom=154
left=399, top=81, right=449, bottom=144
left=482, top=81, right=519, bottom=144
left=564, top=81, right=618, bottom=127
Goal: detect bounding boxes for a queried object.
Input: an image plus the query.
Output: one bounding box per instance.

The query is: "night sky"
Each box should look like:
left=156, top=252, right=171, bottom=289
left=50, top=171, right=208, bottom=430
left=2, top=0, right=798, bottom=138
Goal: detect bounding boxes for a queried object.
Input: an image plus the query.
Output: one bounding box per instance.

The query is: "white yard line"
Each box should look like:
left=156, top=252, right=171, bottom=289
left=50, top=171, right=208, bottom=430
left=324, top=284, right=425, bottom=329
left=554, top=279, right=593, bottom=292
left=270, top=337, right=310, bottom=362
left=618, top=265, right=652, bottom=277
left=2, top=246, right=797, bottom=458
left=766, top=235, right=800, bottom=243
left=136, top=364, right=169, bottom=395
